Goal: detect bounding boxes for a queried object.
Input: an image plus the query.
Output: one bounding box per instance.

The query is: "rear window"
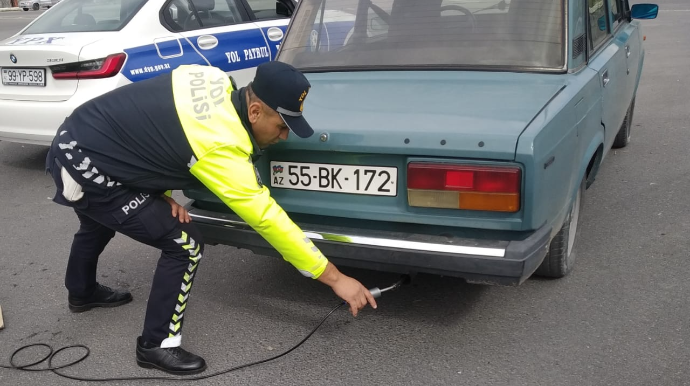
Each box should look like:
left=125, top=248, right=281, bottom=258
left=22, top=0, right=147, bottom=33
left=278, top=0, right=565, bottom=71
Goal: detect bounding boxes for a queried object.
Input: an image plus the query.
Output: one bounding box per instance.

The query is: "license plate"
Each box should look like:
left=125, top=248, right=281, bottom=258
left=1, top=68, right=46, bottom=87
left=269, top=161, right=398, bottom=196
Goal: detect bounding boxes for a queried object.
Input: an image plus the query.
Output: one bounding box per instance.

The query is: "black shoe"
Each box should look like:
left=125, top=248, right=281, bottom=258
left=68, top=283, right=133, bottom=313
left=136, top=337, right=207, bottom=375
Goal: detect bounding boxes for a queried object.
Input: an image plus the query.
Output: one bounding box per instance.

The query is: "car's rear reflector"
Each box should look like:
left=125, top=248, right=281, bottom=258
left=407, top=163, right=521, bottom=212
left=51, top=53, right=126, bottom=80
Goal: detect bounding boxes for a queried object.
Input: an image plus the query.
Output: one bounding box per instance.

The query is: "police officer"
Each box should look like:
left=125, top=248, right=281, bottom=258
left=45, top=61, right=378, bottom=375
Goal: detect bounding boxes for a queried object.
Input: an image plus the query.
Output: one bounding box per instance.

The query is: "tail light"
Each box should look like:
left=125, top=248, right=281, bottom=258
left=51, top=53, right=126, bottom=80
left=407, top=163, right=521, bottom=212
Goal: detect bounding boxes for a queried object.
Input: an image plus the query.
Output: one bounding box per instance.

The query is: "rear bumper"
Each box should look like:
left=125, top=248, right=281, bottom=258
left=0, top=97, right=78, bottom=145
left=187, top=206, right=551, bottom=286
left=0, top=77, right=129, bottom=146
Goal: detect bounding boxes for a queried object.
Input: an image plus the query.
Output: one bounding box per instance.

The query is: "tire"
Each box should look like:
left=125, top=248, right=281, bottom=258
left=534, top=176, right=585, bottom=278
left=32, top=2, right=39, bottom=10
left=612, top=97, right=636, bottom=149
left=23, top=7, right=29, bottom=10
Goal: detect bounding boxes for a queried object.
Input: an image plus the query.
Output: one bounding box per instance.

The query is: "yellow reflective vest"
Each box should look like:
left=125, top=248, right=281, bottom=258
left=172, top=65, right=328, bottom=279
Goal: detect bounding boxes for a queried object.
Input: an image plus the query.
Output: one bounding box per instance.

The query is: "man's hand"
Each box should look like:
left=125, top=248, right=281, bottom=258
left=317, top=262, right=377, bottom=317
left=162, top=195, right=191, bottom=223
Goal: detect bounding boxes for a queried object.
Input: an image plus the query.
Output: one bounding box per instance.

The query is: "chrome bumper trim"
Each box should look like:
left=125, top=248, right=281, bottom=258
left=189, top=213, right=506, bottom=258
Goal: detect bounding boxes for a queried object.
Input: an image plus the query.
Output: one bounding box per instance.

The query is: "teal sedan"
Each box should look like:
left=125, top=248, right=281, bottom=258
left=183, top=0, right=659, bottom=286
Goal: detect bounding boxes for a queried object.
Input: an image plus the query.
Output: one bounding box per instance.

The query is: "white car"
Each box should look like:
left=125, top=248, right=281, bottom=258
left=0, top=0, right=295, bottom=145
left=19, top=0, right=41, bottom=11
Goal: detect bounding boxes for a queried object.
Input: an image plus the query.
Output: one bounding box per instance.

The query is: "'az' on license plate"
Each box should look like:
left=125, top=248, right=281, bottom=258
left=269, top=161, right=397, bottom=197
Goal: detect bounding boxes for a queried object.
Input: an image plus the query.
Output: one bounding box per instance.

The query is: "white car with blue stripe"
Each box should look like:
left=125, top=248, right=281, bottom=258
left=0, top=0, right=295, bottom=145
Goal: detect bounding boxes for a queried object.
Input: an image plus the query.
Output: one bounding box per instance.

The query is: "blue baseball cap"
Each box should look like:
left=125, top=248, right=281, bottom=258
left=251, top=61, right=314, bottom=139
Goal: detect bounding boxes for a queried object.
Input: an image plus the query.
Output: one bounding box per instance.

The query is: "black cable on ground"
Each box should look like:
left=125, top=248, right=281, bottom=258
left=0, top=302, right=346, bottom=382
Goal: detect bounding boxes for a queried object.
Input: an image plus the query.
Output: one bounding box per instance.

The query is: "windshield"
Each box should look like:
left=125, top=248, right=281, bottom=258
left=278, top=0, right=565, bottom=71
left=22, top=0, right=147, bottom=34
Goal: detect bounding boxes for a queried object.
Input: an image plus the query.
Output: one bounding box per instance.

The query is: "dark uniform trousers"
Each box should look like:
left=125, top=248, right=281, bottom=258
left=47, top=155, right=204, bottom=348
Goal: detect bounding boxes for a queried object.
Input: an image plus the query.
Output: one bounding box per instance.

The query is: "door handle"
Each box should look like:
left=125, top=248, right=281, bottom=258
left=602, top=70, right=610, bottom=87
left=197, top=35, right=218, bottom=50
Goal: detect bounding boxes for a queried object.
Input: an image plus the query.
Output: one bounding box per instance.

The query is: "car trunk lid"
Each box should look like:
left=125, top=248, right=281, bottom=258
left=277, top=70, right=566, bottom=159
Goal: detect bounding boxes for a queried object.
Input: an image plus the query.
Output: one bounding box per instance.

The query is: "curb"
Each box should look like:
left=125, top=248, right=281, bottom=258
left=0, top=7, right=22, bottom=12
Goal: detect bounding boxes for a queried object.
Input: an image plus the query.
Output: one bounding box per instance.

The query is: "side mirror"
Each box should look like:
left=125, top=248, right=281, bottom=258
left=276, top=1, right=291, bottom=17
left=369, top=16, right=386, bottom=31
left=631, top=3, right=658, bottom=19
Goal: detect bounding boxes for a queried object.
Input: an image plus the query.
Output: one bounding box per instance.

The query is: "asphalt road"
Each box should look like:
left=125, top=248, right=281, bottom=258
left=1, top=3, right=688, bottom=385
left=0, top=10, right=44, bottom=38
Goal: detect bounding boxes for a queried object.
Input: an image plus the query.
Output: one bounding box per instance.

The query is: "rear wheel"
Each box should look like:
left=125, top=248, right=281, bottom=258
left=534, top=176, right=585, bottom=278
left=613, top=97, right=636, bottom=148
left=32, top=2, right=39, bottom=10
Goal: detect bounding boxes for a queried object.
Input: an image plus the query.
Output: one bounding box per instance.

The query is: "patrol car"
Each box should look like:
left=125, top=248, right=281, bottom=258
left=0, top=0, right=295, bottom=145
